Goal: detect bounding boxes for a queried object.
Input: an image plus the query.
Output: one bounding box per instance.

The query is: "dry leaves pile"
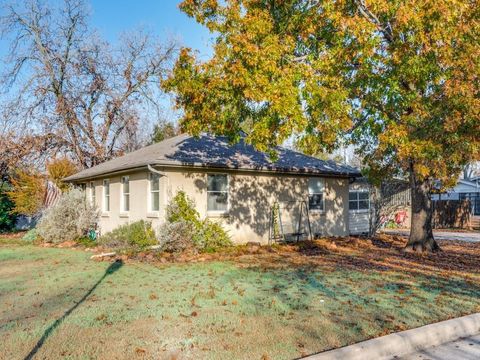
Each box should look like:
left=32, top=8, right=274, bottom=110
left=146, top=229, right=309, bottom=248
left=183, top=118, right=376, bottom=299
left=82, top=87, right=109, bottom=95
left=128, top=234, right=480, bottom=283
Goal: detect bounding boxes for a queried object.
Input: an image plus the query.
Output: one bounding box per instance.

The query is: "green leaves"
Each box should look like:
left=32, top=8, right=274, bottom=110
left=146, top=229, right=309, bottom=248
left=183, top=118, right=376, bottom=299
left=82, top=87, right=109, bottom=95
left=167, top=0, right=480, bottom=182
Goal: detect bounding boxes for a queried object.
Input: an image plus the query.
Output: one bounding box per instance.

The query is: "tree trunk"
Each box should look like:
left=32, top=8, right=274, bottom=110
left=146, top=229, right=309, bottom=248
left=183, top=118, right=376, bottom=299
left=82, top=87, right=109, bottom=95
left=404, top=171, right=440, bottom=252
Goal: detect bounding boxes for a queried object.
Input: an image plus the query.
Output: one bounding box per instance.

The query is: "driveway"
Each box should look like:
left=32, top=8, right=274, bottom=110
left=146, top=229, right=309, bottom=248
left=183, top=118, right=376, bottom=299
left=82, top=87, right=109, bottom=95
left=398, top=334, right=480, bottom=360
left=382, top=228, right=480, bottom=243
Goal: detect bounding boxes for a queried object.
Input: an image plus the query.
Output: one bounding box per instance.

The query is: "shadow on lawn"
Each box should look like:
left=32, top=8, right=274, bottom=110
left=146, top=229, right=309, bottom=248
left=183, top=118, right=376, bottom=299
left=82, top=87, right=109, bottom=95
left=24, top=259, right=123, bottom=360
left=292, top=236, right=480, bottom=276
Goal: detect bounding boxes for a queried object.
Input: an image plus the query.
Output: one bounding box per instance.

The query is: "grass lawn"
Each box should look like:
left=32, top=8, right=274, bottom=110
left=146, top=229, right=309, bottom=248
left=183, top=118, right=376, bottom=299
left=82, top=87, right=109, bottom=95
left=1, top=235, right=480, bottom=360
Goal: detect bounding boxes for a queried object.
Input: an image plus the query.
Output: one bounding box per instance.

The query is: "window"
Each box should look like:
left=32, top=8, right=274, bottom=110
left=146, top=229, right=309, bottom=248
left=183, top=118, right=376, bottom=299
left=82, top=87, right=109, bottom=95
left=308, top=178, right=324, bottom=211
left=150, top=173, right=160, bottom=211
left=103, top=179, right=110, bottom=212
left=207, top=174, right=228, bottom=212
left=349, top=191, right=370, bottom=211
left=90, top=182, right=95, bottom=206
left=121, top=176, right=130, bottom=212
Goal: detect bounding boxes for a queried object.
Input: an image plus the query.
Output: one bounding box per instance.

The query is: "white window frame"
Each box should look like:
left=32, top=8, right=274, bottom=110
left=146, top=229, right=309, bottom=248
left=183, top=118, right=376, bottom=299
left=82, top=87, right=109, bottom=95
left=121, top=176, right=130, bottom=213
left=349, top=190, right=370, bottom=213
left=149, top=173, right=160, bottom=213
left=308, top=178, right=325, bottom=212
left=103, top=179, right=110, bottom=213
left=90, top=181, right=96, bottom=207
left=206, top=173, right=229, bottom=215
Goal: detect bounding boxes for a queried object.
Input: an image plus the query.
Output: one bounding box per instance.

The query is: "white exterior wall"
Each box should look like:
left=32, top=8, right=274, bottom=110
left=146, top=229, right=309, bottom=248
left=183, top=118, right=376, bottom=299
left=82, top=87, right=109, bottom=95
left=349, top=212, right=370, bottom=234
left=86, top=168, right=350, bottom=244
left=348, top=182, right=371, bottom=235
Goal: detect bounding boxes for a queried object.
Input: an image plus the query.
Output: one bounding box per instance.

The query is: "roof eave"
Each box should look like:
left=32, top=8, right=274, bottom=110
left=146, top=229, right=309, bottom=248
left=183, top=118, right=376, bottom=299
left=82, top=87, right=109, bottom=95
left=64, top=161, right=362, bottom=183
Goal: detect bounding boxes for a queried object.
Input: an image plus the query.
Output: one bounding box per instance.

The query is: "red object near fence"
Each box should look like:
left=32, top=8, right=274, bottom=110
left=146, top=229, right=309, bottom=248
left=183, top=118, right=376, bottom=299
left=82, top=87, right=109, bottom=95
left=395, top=210, right=407, bottom=226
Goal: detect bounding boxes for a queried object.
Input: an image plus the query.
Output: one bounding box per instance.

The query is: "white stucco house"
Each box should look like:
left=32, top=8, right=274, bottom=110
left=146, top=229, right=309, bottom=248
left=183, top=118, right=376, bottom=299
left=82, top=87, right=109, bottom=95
left=65, top=133, right=363, bottom=244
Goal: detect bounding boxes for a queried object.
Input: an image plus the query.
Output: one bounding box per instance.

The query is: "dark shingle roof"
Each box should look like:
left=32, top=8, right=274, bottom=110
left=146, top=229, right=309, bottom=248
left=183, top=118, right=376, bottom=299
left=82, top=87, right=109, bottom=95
left=65, top=133, right=361, bottom=181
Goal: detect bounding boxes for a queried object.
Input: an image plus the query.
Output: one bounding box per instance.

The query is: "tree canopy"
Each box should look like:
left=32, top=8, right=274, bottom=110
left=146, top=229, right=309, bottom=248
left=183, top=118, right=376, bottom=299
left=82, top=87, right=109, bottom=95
left=166, top=0, right=479, bottom=185
left=166, top=0, right=480, bottom=251
left=7, top=169, right=45, bottom=216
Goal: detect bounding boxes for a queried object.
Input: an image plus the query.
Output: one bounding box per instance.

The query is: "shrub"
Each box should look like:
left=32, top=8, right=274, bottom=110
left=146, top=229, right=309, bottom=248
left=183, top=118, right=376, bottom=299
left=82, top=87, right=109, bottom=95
left=0, top=188, right=16, bottom=232
left=157, top=191, right=231, bottom=253
left=156, top=220, right=196, bottom=253
left=99, top=220, right=157, bottom=249
left=77, top=236, right=97, bottom=248
left=193, top=220, right=232, bottom=253
left=37, top=188, right=98, bottom=243
left=22, top=228, right=38, bottom=242
left=7, top=169, right=46, bottom=216
left=166, top=190, right=200, bottom=225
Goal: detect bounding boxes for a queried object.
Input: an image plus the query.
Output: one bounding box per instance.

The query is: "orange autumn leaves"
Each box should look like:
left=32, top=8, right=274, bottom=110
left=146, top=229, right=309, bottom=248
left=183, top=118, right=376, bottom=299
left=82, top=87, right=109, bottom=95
left=168, top=0, right=479, bottom=183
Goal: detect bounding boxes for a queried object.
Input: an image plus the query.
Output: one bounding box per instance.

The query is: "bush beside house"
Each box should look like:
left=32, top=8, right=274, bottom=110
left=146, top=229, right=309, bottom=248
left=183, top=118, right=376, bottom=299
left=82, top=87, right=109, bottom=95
left=98, top=220, right=157, bottom=250
left=37, top=188, right=98, bottom=243
left=157, top=191, right=232, bottom=253
left=98, top=191, right=231, bottom=253
left=14, top=187, right=230, bottom=256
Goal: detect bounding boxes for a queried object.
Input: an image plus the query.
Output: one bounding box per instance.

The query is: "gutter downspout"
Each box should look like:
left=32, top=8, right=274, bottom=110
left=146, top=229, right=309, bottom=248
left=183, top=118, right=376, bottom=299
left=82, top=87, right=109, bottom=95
left=147, top=164, right=166, bottom=177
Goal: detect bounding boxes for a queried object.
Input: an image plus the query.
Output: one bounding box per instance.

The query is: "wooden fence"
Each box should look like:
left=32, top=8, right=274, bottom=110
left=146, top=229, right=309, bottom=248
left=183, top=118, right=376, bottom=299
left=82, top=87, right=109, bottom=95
left=432, top=200, right=472, bottom=229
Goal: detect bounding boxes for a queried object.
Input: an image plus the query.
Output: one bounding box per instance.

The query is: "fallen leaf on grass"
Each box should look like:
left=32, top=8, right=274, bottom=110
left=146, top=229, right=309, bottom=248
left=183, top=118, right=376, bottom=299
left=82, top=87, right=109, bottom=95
left=135, top=347, right=146, bottom=355
left=96, top=314, right=107, bottom=322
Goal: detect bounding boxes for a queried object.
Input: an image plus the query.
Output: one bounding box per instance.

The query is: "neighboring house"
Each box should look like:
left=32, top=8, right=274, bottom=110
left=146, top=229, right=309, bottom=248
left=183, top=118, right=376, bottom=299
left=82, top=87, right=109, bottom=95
left=65, top=133, right=361, bottom=244
left=348, top=177, right=412, bottom=235
left=432, top=179, right=480, bottom=216
left=469, top=176, right=480, bottom=187
left=348, top=178, right=372, bottom=235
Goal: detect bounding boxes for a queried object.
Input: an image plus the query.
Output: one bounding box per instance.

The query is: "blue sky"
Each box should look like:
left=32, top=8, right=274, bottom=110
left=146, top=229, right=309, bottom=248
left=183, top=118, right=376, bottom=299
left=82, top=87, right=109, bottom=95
left=0, top=0, right=213, bottom=129
left=89, top=0, right=213, bottom=58
left=86, top=0, right=214, bottom=122
left=0, top=0, right=213, bottom=60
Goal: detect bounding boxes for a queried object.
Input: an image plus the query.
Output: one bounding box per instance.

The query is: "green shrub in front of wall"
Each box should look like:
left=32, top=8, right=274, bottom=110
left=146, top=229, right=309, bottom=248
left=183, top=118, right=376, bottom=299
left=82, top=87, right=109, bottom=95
left=193, top=220, right=232, bottom=253
left=158, top=190, right=232, bottom=253
left=99, top=220, right=157, bottom=250
left=166, top=191, right=201, bottom=225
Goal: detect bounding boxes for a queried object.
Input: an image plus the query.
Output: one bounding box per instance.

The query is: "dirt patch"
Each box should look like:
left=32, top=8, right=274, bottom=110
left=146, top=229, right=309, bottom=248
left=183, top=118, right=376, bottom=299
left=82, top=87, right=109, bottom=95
left=0, top=231, right=27, bottom=239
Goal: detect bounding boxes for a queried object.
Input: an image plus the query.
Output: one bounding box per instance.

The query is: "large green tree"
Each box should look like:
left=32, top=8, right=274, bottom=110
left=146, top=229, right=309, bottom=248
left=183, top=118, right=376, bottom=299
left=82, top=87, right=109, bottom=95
left=166, top=0, right=480, bottom=252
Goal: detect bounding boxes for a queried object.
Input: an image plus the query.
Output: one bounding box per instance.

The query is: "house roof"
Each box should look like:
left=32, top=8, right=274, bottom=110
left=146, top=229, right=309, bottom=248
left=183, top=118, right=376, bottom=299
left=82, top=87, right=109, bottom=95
left=458, top=179, right=478, bottom=187
left=65, top=133, right=362, bottom=181
left=453, top=179, right=480, bottom=191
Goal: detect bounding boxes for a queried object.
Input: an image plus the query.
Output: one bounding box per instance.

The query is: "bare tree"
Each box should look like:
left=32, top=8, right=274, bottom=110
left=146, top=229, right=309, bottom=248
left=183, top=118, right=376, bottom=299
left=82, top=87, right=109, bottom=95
left=0, top=0, right=178, bottom=168
left=0, top=132, right=61, bottom=185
